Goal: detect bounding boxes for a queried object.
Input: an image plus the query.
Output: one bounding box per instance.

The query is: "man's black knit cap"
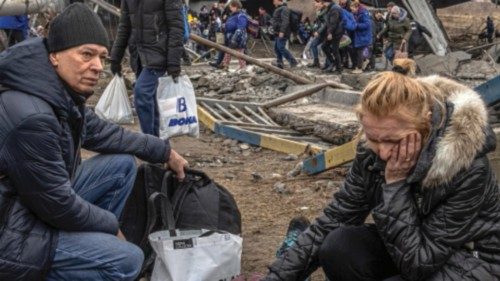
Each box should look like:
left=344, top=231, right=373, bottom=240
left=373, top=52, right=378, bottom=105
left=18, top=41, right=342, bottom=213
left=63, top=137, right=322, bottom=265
left=47, top=3, right=109, bottom=52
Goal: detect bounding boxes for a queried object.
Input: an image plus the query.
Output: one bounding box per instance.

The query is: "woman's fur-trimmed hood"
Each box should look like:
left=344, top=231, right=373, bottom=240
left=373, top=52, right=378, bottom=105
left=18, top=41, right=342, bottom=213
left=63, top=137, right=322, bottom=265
left=417, top=75, right=492, bottom=188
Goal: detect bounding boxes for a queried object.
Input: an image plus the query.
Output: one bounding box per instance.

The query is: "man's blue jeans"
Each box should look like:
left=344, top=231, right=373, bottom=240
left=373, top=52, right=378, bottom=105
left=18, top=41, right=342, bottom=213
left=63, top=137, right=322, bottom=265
left=135, top=67, right=166, bottom=136
left=274, top=37, right=296, bottom=65
left=310, top=36, right=322, bottom=60
left=46, top=154, right=142, bottom=281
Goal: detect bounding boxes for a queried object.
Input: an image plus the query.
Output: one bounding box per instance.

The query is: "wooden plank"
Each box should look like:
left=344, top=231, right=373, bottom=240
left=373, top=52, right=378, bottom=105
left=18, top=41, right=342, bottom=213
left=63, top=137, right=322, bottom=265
left=302, top=141, right=357, bottom=175
left=197, top=106, right=216, bottom=131
left=261, top=134, right=323, bottom=155
left=262, top=83, right=330, bottom=108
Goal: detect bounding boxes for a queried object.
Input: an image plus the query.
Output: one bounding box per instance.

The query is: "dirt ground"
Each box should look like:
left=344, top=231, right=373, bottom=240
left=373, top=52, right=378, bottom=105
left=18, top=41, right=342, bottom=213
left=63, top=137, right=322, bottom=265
left=85, top=55, right=352, bottom=279
left=83, top=116, right=346, bottom=280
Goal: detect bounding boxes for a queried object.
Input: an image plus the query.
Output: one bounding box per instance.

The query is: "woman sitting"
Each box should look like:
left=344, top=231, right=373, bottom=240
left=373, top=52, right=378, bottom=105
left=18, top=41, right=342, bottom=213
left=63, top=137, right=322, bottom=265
left=220, top=0, right=248, bottom=70
left=263, top=59, right=500, bottom=281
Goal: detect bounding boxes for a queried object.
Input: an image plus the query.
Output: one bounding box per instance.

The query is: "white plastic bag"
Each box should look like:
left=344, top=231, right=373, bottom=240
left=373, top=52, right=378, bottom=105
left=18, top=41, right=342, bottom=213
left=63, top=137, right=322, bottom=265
left=157, top=75, right=199, bottom=139
left=149, top=229, right=242, bottom=281
left=95, top=75, right=134, bottom=124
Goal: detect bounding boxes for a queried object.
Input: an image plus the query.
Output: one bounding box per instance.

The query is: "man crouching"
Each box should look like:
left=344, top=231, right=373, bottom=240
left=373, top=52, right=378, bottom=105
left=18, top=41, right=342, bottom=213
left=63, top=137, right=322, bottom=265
left=0, top=3, right=187, bottom=281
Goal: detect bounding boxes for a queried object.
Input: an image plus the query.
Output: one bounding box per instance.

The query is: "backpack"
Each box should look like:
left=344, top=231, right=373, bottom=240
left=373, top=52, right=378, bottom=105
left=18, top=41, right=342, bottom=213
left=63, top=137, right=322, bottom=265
left=119, top=164, right=242, bottom=277
left=289, top=9, right=303, bottom=33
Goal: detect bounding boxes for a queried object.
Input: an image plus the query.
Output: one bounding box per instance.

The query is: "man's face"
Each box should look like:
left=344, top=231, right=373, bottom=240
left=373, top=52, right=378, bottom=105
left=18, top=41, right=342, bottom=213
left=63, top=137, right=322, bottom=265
left=49, top=44, right=108, bottom=95
left=387, top=4, right=394, bottom=12
left=273, top=0, right=281, bottom=7
left=259, top=8, right=265, bottom=15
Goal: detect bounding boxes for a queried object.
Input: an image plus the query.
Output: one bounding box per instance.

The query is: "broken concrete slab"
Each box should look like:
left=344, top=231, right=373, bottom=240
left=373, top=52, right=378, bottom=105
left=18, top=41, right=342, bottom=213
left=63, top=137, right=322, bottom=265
left=416, top=53, right=460, bottom=76
left=340, top=71, right=377, bottom=91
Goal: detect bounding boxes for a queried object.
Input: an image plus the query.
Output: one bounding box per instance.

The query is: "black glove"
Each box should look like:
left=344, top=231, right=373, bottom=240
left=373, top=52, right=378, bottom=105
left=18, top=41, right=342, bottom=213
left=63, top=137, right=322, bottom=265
left=110, top=61, right=122, bottom=76
left=167, top=67, right=181, bottom=83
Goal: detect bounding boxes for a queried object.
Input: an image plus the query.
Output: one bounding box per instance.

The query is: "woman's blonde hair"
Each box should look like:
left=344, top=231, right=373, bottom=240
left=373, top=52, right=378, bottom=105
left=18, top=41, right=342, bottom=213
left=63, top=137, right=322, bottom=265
left=356, top=59, right=446, bottom=140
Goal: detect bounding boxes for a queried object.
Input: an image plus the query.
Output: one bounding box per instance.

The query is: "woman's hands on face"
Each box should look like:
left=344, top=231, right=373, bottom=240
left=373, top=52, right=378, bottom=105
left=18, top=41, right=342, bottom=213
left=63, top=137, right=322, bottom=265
left=385, top=133, right=422, bottom=184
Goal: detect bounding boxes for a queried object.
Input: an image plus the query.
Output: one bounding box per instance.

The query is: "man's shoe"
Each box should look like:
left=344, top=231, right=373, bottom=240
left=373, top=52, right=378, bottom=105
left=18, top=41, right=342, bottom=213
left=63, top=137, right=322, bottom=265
left=334, top=69, right=343, bottom=75
left=209, top=62, right=220, bottom=68
left=272, top=61, right=284, bottom=69
left=322, top=65, right=334, bottom=73
left=290, top=60, right=299, bottom=68
left=307, top=59, right=320, bottom=68
left=321, top=63, right=332, bottom=70
left=276, top=216, right=311, bottom=258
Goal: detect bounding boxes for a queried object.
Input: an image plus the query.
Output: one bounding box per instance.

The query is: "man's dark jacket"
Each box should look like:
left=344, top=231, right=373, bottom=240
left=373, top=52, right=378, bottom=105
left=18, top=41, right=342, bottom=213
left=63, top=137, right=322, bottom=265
left=264, top=77, right=500, bottom=280
left=272, top=3, right=291, bottom=37
left=0, top=38, right=171, bottom=280
left=110, top=0, right=184, bottom=74
left=322, top=3, right=344, bottom=39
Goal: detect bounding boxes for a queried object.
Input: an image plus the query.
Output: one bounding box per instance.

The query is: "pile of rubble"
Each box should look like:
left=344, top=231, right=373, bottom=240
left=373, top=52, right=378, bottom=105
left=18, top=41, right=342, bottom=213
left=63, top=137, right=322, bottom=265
left=186, top=66, right=299, bottom=103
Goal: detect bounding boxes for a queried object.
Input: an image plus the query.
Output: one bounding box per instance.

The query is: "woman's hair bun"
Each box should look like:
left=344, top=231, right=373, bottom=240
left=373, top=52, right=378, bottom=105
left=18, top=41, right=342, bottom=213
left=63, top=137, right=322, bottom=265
left=392, top=58, right=417, bottom=76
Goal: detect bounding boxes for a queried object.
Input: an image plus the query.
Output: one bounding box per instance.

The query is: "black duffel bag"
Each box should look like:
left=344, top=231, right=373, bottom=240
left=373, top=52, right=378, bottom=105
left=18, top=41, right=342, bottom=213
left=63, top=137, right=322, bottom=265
left=119, top=164, right=242, bottom=277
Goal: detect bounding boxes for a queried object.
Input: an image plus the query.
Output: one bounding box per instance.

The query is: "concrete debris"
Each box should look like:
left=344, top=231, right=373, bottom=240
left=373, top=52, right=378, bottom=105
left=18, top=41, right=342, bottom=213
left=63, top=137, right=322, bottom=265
left=273, top=182, right=291, bottom=194
left=271, top=173, right=283, bottom=179
left=224, top=173, right=236, bottom=180
left=239, top=143, right=250, bottom=150
left=340, top=71, right=378, bottom=91
left=282, top=154, right=299, bottom=161
left=287, top=162, right=303, bottom=178
left=251, top=172, right=264, bottom=182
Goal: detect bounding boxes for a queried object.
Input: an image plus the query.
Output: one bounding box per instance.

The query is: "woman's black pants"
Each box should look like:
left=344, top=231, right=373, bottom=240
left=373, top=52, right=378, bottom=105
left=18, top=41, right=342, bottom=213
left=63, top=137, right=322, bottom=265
left=318, top=224, right=403, bottom=281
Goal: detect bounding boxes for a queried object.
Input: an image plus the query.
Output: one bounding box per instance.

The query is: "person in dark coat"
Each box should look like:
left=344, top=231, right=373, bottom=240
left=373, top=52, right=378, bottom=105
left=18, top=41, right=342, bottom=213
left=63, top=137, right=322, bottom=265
left=408, top=20, right=432, bottom=58
left=307, top=1, right=327, bottom=68
left=272, top=0, right=298, bottom=69
left=220, top=0, right=248, bottom=69
left=258, top=7, right=272, bottom=28
left=0, top=15, right=29, bottom=46
left=349, top=1, right=372, bottom=73
left=319, top=0, right=344, bottom=74
left=263, top=58, right=500, bottom=281
left=110, top=0, right=184, bottom=136
left=0, top=4, right=187, bottom=281
left=486, top=16, right=495, bottom=43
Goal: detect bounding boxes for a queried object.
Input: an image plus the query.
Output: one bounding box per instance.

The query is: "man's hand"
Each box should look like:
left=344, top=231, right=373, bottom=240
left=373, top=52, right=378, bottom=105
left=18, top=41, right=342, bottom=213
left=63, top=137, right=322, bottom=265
left=167, top=67, right=181, bottom=83
left=167, top=149, right=188, bottom=181
left=385, top=133, right=422, bottom=184
left=327, top=34, right=333, bottom=41
left=110, top=61, right=122, bottom=77
left=279, top=32, right=284, bottom=38
left=117, top=229, right=126, bottom=241
left=313, top=32, right=319, bottom=37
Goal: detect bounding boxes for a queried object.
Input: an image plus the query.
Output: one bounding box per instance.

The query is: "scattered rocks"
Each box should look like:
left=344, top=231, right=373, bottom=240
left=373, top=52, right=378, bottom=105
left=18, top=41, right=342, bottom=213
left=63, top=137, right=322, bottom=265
left=217, top=86, right=234, bottom=95
left=251, top=172, right=264, bottom=182
left=224, top=173, right=236, bottom=180
left=189, top=74, right=203, bottom=80
left=271, top=173, right=283, bottom=179
left=239, top=143, right=250, bottom=150
left=197, top=77, right=210, bottom=87
left=273, top=182, right=291, bottom=194
left=250, top=74, right=273, bottom=86
left=242, top=151, right=251, bottom=157
left=282, top=154, right=299, bottom=161
left=287, top=163, right=303, bottom=178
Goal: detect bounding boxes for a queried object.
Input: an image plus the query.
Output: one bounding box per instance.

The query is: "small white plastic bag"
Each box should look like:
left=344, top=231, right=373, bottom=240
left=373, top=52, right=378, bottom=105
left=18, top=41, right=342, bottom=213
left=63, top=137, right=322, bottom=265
left=157, top=75, right=199, bottom=139
left=95, top=75, right=134, bottom=124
